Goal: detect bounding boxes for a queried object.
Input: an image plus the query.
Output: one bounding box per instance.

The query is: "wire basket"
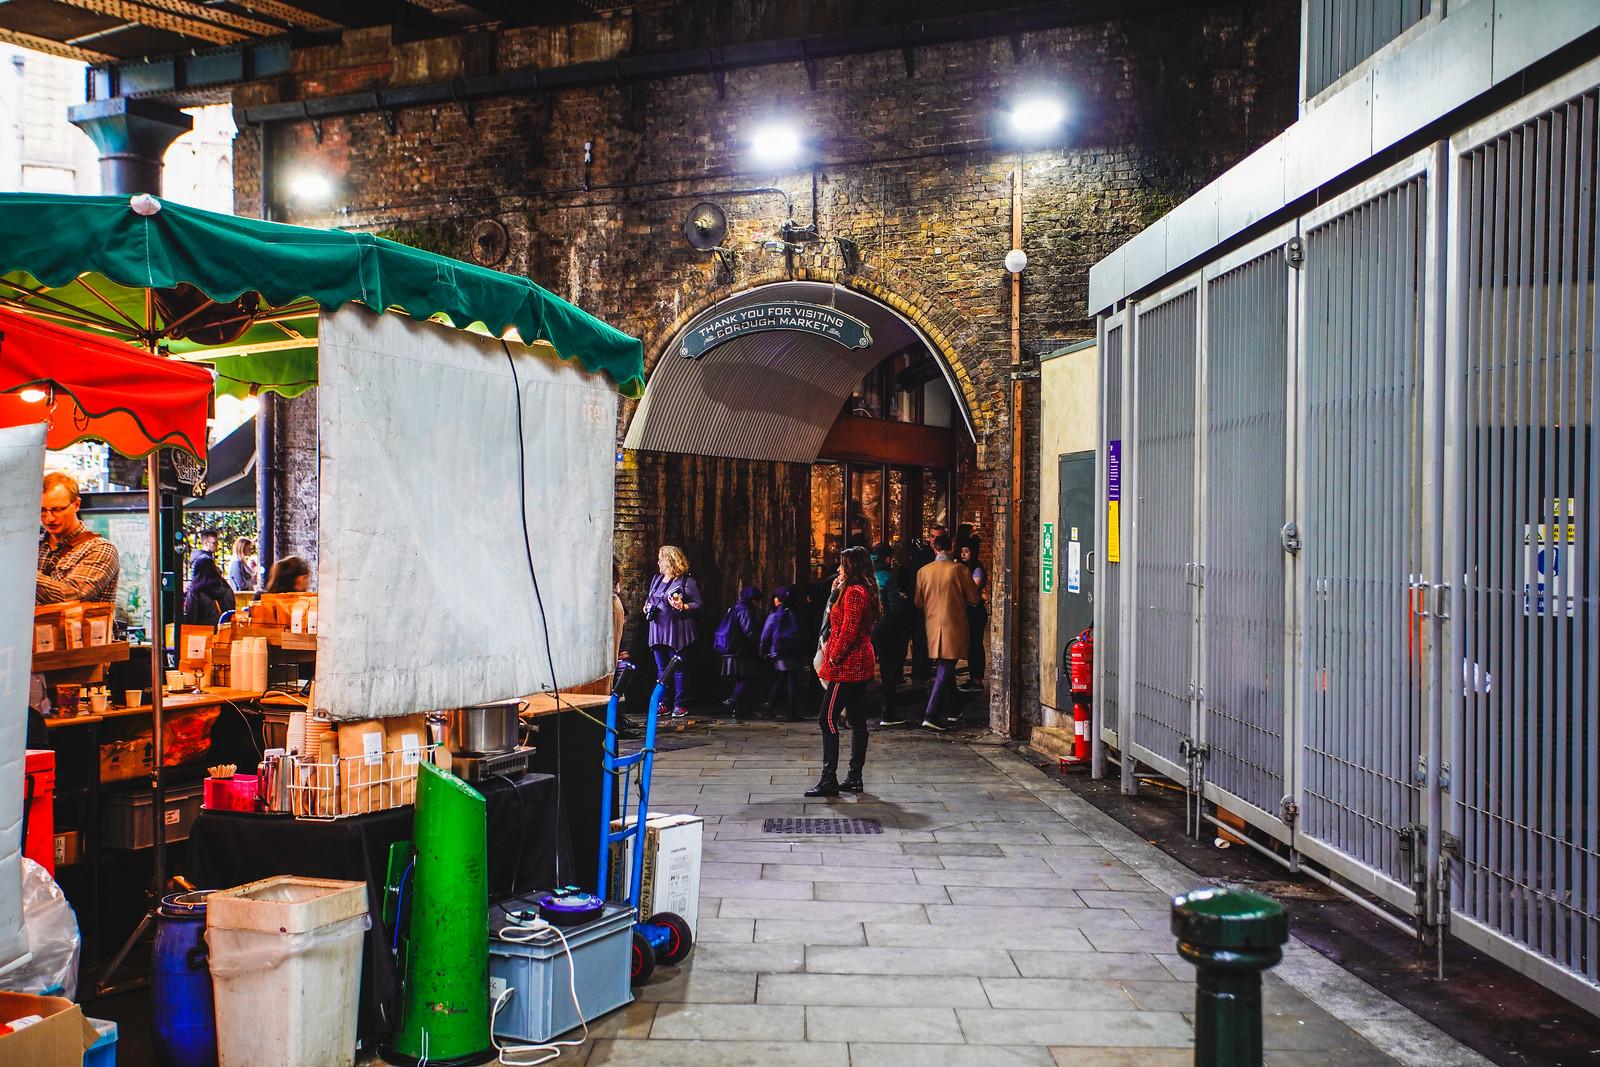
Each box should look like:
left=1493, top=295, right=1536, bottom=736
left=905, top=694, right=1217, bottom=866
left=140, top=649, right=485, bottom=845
left=278, top=744, right=440, bottom=819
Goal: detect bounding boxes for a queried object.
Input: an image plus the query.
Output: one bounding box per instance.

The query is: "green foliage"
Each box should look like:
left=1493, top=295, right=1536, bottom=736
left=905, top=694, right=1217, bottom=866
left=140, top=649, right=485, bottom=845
left=182, top=510, right=258, bottom=550
left=374, top=220, right=467, bottom=257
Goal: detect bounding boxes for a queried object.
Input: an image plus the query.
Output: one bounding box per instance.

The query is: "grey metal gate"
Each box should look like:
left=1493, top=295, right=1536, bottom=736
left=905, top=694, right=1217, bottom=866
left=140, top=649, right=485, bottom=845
left=1296, top=157, right=1433, bottom=906
left=1302, top=0, right=1430, bottom=100
left=1096, top=313, right=1126, bottom=759
left=1198, top=232, right=1295, bottom=835
left=1097, top=69, right=1600, bottom=1014
left=1445, top=71, right=1600, bottom=1009
left=1130, top=283, right=1200, bottom=782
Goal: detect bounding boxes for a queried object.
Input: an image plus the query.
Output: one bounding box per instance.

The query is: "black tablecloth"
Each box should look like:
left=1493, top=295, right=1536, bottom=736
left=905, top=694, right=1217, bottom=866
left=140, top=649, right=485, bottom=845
left=184, top=771, right=568, bottom=1043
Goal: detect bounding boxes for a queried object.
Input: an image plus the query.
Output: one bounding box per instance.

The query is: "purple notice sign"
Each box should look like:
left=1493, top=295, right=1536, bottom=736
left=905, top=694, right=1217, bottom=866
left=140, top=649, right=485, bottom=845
left=1107, top=439, right=1121, bottom=501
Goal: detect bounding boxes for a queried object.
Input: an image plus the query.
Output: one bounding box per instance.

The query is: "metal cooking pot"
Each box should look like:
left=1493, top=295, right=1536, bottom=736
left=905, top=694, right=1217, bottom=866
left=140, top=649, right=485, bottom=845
left=446, top=701, right=525, bottom=755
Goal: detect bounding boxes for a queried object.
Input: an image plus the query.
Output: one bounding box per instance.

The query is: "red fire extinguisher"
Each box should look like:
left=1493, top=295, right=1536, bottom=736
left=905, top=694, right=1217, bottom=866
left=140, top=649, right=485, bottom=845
left=1063, top=628, right=1093, bottom=767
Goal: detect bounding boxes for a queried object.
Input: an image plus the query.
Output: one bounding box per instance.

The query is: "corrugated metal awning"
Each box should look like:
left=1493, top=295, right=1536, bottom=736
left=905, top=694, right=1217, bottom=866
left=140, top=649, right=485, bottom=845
left=625, top=281, right=969, bottom=463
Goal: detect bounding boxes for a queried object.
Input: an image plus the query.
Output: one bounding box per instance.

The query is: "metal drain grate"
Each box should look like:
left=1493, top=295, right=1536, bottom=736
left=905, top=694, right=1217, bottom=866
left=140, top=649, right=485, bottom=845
left=763, top=817, right=882, bottom=835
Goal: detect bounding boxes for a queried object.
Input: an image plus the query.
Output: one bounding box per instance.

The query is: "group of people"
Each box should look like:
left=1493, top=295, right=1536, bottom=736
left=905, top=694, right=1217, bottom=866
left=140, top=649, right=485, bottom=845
left=629, top=526, right=987, bottom=798
left=182, top=528, right=311, bottom=626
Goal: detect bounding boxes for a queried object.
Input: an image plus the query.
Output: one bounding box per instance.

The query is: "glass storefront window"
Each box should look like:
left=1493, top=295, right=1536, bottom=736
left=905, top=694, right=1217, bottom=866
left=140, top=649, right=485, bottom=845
left=811, top=462, right=845, bottom=577
left=887, top=467, right=908, bottom=546
left=850, top=466, right=883, bottom=549
left=922, top=467, right=950, bottom=533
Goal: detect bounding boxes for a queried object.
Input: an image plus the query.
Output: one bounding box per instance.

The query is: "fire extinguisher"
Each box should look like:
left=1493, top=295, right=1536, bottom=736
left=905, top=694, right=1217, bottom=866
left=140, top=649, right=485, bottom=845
left=1063, top=628, right=1093, bottom=767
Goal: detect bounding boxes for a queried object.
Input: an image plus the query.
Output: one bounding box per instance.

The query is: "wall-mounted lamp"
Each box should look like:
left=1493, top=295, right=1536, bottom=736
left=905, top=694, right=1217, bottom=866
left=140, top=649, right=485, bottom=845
left=1006, top=95, right=1067, bottom=139
left=287, top=171, right=333, bottom=203
left=240, top=383, right=262, bottom=417
left=749, top=122, right=804, bottom=167
left=1004, top=248, right=1028, bottom=274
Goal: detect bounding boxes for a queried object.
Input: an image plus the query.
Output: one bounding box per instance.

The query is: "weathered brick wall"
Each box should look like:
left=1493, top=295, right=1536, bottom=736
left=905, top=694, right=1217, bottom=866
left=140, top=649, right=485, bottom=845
left=233, top=1, right=1297, bottom=730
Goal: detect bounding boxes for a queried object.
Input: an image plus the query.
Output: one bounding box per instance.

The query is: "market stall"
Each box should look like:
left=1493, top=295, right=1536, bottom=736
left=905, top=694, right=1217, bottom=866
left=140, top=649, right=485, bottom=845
left=0, top=191, right=650, bottom=1062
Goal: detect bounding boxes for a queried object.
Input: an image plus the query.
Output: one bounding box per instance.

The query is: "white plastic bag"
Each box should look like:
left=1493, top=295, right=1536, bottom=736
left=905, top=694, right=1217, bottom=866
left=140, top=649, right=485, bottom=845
left=205, top=913, right=370, bottom=979
left=0, top=858, right=82, bottom=998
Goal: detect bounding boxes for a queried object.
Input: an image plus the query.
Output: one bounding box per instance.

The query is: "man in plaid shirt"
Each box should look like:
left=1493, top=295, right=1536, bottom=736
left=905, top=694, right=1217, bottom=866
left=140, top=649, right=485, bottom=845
left=37, top=471, right=120, bottom=604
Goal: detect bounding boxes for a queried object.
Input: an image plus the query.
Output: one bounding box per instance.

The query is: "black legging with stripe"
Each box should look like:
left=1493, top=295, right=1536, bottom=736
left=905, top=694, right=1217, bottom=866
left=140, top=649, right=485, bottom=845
left=818, top=679, right=872, bottom=781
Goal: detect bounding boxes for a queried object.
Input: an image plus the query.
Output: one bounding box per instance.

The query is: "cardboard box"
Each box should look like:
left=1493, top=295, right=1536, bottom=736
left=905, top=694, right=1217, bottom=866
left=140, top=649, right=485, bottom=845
left=606, top=812, right=703, bottom=934
left=99, top=737, right=154, bottom=783
left=0, top=991, right=100, bottom=1066
left=382, top=714, right=429, bottom=807
left=53, top=829, right=82, bottom=868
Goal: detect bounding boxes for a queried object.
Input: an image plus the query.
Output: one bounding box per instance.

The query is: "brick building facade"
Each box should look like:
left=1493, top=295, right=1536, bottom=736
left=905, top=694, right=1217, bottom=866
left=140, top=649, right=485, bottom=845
left=235, top=1, right=1297, bottom=732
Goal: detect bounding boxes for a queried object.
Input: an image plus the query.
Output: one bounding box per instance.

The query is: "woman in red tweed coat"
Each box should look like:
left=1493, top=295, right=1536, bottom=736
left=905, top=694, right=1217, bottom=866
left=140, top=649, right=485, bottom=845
left=807, top=545, right=881, bottom=798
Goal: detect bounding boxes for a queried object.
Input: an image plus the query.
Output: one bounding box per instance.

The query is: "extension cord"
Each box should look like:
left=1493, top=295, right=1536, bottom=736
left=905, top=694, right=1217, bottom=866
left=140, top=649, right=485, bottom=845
left=489, top=915, right=589, bottom=1064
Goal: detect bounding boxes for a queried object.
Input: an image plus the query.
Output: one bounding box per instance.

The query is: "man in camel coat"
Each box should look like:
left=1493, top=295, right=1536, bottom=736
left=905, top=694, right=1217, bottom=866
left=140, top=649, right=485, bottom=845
left=914, top=531, right=981, bottom=731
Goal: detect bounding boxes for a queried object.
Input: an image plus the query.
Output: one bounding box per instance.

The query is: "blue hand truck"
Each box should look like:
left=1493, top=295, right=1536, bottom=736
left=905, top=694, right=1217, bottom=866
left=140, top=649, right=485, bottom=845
left=597, top=655, right=694, bottom=985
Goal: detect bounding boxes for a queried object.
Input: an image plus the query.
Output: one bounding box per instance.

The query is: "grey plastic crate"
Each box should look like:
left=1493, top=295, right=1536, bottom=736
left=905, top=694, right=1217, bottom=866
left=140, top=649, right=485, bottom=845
left=488, top=902, right=633, bottom=1044
left=101, top=783, right=203, bottom=850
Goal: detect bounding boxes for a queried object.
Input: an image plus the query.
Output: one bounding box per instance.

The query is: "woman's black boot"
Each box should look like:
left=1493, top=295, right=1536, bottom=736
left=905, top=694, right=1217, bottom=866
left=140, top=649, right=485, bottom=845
left=805, top=775, right=840, bottom=798
left=840, top=773, right=865, bottom=794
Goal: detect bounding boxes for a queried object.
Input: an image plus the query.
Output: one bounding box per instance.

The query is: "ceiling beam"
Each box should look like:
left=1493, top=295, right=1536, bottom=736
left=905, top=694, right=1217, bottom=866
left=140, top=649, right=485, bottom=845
left=0, top=26, right=116, bottom=63
left=232, top=1, right=342, bottom=31
left=51, top=0, right=252, bottom=45
left=133, top=0, right=284, bottom=36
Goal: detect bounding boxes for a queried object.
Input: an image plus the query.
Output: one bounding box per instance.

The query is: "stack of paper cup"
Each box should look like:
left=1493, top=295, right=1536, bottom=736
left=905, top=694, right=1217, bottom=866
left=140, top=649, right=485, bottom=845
left=286, top=712, right=306, bottom=756
left=250, top=637, right=270, bottom=693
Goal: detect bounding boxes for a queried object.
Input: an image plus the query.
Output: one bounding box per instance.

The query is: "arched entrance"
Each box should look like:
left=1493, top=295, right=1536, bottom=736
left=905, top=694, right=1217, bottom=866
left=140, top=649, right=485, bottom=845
left=625, top=280, right=977, bottom=583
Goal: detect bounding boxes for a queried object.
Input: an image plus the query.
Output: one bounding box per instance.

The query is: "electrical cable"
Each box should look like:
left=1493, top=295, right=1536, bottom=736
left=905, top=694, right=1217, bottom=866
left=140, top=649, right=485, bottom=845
left=491, top=915, right=591, bottom=1065
left=503, top=341, right=569, bottom=886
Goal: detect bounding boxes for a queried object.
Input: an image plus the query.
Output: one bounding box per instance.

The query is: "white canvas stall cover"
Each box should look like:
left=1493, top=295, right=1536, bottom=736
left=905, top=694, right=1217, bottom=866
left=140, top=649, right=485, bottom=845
left=0, top=422, right=46, bottom=975
left=315, top=306, right=617, bottom=719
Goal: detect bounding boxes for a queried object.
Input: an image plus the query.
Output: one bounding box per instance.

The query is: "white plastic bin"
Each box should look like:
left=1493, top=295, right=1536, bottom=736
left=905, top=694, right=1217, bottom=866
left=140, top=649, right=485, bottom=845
left=205, top=877, right=369, bottom=1067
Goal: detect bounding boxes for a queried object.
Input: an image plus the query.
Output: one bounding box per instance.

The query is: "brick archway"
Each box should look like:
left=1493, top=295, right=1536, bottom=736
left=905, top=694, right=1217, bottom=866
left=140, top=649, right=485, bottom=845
left=626, top=258, right=988, bottom=438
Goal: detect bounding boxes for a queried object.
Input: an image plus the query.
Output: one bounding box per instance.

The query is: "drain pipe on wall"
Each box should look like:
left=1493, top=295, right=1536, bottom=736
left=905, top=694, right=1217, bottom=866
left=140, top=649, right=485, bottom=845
left=1005, top=155, right=1027, bottom=740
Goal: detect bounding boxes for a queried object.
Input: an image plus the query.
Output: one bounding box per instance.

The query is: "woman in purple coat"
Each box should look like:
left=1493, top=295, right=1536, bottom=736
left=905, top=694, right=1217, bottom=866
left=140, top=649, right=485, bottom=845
left=644, top=545, right=702, bottom=719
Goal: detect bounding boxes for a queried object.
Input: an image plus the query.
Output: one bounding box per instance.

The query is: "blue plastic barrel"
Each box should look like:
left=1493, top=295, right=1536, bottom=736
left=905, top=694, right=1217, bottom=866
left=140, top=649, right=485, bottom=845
left=151, top=891, right=217, bottom=1067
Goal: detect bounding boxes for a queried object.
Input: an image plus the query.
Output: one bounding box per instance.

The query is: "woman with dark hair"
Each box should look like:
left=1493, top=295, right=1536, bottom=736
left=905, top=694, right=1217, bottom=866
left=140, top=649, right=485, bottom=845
left=184, top=548, right=235, bottom=626
left=806, top=545, right=880, bottom=798
left=263, top=556, right=311, bottom=593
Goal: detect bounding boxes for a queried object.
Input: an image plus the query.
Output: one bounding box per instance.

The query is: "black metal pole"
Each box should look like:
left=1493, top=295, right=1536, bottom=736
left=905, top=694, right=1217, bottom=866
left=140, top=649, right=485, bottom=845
left=255, top=391, right=275, bottom=572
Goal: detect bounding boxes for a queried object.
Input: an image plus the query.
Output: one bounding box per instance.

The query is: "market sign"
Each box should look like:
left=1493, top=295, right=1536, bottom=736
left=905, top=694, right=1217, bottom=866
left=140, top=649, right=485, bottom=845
left=681, top=301, right=872, bottom=359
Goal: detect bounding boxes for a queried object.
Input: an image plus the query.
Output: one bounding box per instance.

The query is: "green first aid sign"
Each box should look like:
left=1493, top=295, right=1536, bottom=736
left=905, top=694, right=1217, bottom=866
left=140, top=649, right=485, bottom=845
left=1041, top=522, right=1055, bottom=593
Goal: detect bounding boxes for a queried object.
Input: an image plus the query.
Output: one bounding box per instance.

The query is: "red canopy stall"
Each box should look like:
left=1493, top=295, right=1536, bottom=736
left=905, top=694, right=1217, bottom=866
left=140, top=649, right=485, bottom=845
left=0, top=302, right=214, bottom=979
left=0, top=305, right=213, bottom=458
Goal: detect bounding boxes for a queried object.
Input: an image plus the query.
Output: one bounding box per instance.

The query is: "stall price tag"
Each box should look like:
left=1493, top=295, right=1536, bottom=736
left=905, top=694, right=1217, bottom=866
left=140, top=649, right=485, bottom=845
left=400, top=732, right=422, bottom=767
left=363, top=730, right=384, bottom=767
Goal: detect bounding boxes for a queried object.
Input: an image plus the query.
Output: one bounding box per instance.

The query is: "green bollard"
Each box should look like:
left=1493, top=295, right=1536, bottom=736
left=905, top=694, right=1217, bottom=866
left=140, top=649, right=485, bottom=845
left=383, top=761, right=491, bottom=1066
left=1171, top=887, right=1289, bottom=1067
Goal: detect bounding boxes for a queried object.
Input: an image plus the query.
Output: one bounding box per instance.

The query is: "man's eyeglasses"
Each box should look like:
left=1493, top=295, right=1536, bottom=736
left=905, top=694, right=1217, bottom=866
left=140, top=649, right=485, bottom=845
left=40, top=505, right=73, bottom=517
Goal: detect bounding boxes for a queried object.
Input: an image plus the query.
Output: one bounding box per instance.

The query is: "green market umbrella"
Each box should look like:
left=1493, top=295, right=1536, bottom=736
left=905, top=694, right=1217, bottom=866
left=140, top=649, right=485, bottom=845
left=0, top=192, right=645, bottom=400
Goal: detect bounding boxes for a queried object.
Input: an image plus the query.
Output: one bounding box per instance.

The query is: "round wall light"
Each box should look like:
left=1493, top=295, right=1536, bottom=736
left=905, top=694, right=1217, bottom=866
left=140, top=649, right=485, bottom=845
left=1004, top=248, right=1028, bottom=274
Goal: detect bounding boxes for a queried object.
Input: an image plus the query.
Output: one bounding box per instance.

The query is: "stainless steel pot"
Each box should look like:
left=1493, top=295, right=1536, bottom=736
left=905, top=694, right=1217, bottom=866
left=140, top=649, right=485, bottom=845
left=446, top=702, right=525, bottom=755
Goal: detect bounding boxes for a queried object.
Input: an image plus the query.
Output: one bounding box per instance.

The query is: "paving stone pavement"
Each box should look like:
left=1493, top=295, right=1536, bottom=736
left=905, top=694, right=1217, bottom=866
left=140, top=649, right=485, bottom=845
left=558, top=722, right=1493, bottom=1067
